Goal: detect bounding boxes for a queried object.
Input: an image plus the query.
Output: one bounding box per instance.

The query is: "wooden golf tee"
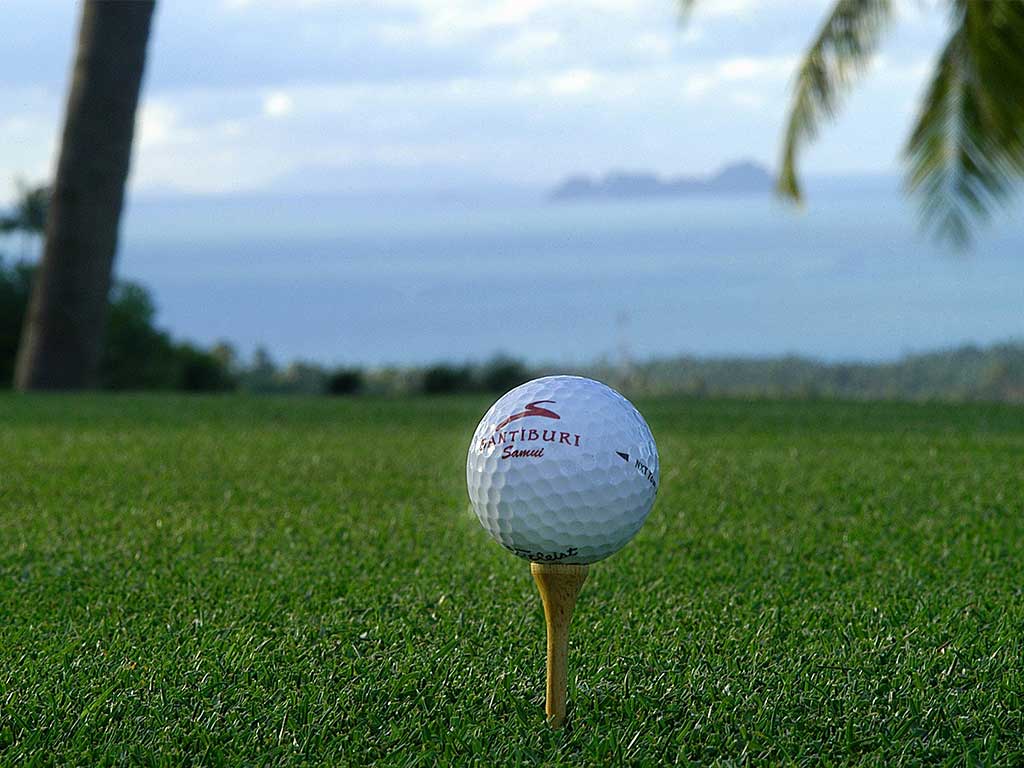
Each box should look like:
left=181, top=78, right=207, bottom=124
left=531, top=562, right=589, bottom=729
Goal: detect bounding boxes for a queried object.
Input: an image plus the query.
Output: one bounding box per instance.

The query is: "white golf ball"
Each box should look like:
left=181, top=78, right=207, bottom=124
left=466, top=375, right=659, bottom=564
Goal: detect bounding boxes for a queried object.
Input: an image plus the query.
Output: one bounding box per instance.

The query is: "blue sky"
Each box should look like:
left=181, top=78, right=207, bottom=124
left=1, top=0, right=949, bottom=203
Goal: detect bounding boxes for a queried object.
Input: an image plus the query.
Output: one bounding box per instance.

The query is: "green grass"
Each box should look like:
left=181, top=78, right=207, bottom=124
left=1, top=395, right=1023, bottom=765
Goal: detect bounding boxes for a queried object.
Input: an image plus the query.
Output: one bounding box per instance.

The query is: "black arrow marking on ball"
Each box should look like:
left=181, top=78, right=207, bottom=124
left=616, top=451, right=630, bottom=462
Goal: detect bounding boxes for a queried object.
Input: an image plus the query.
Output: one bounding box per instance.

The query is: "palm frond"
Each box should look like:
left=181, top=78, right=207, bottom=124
left=677, top=0, right=697, bottom=23
left=778, top=0, right=894, bottom=202
left=905, top=0, right=1024, bottom=246
left=4, top=180, right=50, bottom=236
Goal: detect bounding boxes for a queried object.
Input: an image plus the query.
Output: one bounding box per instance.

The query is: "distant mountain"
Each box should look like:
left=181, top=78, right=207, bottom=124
left=549, top=160, right=773, bottom=201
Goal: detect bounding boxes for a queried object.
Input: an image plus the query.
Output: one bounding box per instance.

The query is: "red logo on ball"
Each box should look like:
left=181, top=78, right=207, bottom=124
left=494, top=400, right=560, bottom=430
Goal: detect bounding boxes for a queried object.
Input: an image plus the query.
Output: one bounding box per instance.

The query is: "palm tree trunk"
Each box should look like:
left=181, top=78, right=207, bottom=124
left=14, top=1, right=156, bottom=390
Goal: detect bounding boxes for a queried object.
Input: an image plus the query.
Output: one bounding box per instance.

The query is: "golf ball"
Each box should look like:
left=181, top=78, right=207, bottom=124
left=466, top=375, right=659, bottom=564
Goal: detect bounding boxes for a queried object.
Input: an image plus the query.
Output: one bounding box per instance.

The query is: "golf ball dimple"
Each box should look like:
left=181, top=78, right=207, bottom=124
left=466, top=376, right=659, bottom=565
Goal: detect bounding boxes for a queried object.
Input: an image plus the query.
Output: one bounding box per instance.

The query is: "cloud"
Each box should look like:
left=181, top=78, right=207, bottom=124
left=683, top=55, right=798, bottom=99
left=0, top=85, right=61, bottom=200
left=689, top=0, right=837, bottom=21
left=230, top=0, right=551, bottom=40
left=263, top=91, right=294, bottom=119
left=547, top=68, right=597, bottom=95
left=720, top=55, right=798, bottom=80
left=680, top=26, right=704, bottom=44
left=875, top=55, right=932, bottom=84
left=630, top=32, right=673, bottom=59
left=0, top=0, right=953, bottom=201
left=491, top=29, right=562, bottom=64
left=0, top=112, right=54, bottom=203
left=422, top=0, right=547, bottom=37
left=690, top=0, right=764, bottom=19
left=0, top=116, right=36, bottom=136
left=893, top=0, right=943, bottom=26
left=729, top=90, right=765, bottom=110
left=139, top=101, right=182, bottom=148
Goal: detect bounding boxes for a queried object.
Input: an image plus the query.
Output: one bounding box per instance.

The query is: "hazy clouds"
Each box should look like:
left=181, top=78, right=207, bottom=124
left=0, top=0, right=946, bottom=201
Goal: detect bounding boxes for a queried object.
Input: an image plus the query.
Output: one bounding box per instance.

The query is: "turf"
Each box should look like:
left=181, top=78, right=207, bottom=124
left=1, top=395, right=1022, bottom=766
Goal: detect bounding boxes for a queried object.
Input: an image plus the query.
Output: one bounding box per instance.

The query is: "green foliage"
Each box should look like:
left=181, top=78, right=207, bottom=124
left=234, top=349, right=332, bottom=395
left=235, top=346, right=281, bottom=392
left=479, top=355, right=530, bottom=393
left=422, top=363, right=476, bottom=394
left=589, top=343, right=1024, bottom=401
left=419, top=357, right=530, bottom=395
left=778, top=0, right=894, bottom=203
left=100, top=282, right=178, bottom=389
left=98, top=282, right=234, bottom=391
left=327, top=367, right=364, bottom=395
left=751, top=0, right=1024, bottom=245
left=0, top=395, right=1022, bottom=763
left=0, top=180, right=49, bottom=236
left=139, top=342, right=1024, bottom=401
left=905, top=0, right=1024, bottom=246
left=0, top=259, right=33, bottom=385
left=0, top=258, right=234, bottom=391
left=175, top=343, right=237, bottom=392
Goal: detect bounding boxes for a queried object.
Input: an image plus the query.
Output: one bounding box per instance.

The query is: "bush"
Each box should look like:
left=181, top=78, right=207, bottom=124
left=421, top=364, right=474, bottom=394
left=479, top=355, right=528, bottom=392
left=0, top=259, right=235, bottom=391
left=175, top=343, right=236, bottom=392
left=327, top=368, right=364, bottom=395
left=100, top=282, right=179, bottom=389
left=0, top=258, right=32, bottom=386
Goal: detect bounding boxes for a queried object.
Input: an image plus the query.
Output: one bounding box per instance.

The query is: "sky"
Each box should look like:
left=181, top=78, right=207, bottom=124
left=0, top=0, right=951, bottom=204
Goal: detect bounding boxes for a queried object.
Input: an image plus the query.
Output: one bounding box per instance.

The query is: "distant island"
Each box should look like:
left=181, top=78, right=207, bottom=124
left=549, top=160, right=773, bottom=201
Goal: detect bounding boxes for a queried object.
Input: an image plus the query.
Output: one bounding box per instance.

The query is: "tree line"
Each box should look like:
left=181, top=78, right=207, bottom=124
left=0, top=250, right=532, bottom=395
left=4, top=246, right=1024, bottom=402
left=593, top=346, right=1024, bottom=403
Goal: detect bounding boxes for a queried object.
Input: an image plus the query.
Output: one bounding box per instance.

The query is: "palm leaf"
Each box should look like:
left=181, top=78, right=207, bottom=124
left=3, top=181, right=49, bottom=236
left=778, top=0, right=894, bottom=202
left=905, top=0, right=1024, bottom=246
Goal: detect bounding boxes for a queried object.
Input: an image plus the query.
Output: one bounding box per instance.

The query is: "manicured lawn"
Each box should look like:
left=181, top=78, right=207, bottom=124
left=1, top=395, right=1022, bottom=765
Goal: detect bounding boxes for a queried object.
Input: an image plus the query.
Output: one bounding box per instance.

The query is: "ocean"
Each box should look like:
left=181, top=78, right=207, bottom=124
left=119, top=180, right=1024, bottom=367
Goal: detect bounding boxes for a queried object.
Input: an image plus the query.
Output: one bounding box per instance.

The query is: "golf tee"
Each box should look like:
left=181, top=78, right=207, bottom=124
left=531, top=562, right=589, bottom=729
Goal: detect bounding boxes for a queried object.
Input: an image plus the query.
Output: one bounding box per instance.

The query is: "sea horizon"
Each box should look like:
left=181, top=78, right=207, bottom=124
left=81, top=175, right=1024, bottom=368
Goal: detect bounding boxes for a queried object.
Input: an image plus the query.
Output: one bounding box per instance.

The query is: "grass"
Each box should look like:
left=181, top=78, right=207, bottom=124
left=1, top=394, right=1023, bottom=765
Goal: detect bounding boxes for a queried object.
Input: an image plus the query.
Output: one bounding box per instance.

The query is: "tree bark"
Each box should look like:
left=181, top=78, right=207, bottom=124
left=15, top=0, right=156, bottom=390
